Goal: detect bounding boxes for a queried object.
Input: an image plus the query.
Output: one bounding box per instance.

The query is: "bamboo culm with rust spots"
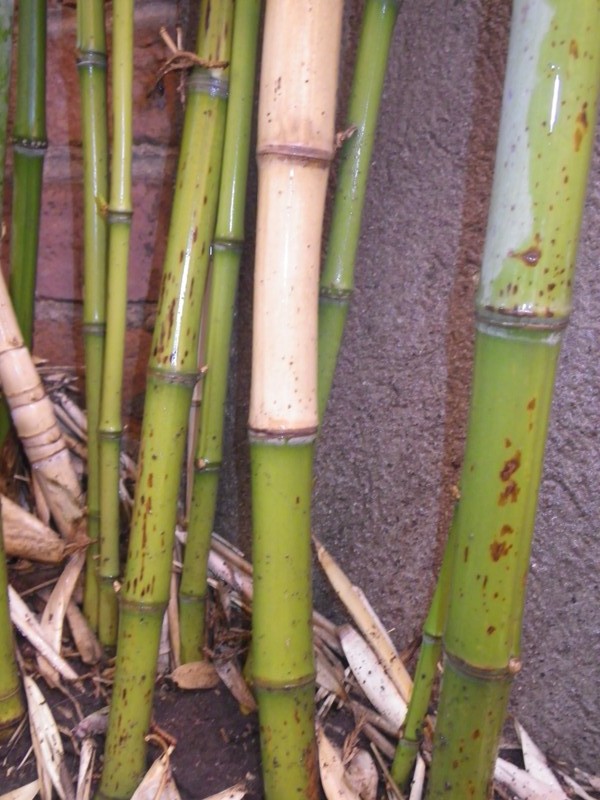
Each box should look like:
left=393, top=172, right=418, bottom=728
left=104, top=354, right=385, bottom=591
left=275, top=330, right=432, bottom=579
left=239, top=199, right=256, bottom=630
left=249, top=1, right=343, bottom=797
left=97, top=1, right=233, bottom=796
left=425, top=3, right=600, bottom=798
left=76, top=0, right=109, bottom=631
left=179, top=0, right=261, bottom=665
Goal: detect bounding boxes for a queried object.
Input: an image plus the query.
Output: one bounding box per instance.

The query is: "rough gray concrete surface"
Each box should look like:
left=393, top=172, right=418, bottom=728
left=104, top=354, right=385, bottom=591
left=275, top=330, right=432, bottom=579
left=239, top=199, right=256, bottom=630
left=28, top=0, right=599, bottom=777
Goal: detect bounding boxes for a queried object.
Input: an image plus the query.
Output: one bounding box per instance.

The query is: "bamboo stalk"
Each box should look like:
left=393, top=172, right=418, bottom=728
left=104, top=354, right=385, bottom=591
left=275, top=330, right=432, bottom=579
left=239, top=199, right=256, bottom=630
left=97, top=3, right=233, bottom=795
left=426, top=4, right=600, bottom=798
left=179, top=0, right=261, bottom=664
left=8, top=0, right=47, bottom=349
left=0, top=500, right=24, bottom=740
left=0, top=271, right=85, bottom=542
left=391, top=519, right=455, bottom=787
left=318, top=0, right=400, bottom=418
left=249, top=3, right=343, bottom=797
left=97, top=0, right=134, bottom=648
left=76, top=0, right=109, bottom=631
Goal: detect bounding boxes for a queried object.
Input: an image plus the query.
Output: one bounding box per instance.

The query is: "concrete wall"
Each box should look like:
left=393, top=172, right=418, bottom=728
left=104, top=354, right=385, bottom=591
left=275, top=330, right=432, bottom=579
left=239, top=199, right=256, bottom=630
left=14, top=0, right=599, bottom=773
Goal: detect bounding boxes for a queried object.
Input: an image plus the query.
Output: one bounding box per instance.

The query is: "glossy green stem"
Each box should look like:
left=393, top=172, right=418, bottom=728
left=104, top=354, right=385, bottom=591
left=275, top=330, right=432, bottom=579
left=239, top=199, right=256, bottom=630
left=77, top=0, right=109, bottom=632
left=179, top=0, right=261, bottom=664
left=8, top=0, right=46, bottom=349
left=97, top=0, right=133, bottom=649
left=98, top=2, right=232, bottom=795
left=317, top=0, right=399, bottom=419
left=251, top=441, right=318, bottom=800
left=0, top=499, right=24, bottom=740
left=392, top=523, right=454, bottom=787
left=426, top=2, right=600, bottom=797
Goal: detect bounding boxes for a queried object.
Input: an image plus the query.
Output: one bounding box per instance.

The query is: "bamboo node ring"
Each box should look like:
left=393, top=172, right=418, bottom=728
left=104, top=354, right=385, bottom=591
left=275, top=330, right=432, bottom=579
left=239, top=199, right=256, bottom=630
left=76, top=50, right=107, bottom=70
left=444, top=650, right=516, bottom=682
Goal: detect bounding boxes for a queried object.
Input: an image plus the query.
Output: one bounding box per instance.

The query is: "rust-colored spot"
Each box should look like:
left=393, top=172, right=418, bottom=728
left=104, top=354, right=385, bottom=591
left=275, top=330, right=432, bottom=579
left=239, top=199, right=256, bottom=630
left=482, top=575, right=488, bottom=589
left=192, top=227, right=198, bottom=243
left=504, top=438, right=512, bottom=448
left=499, top=480, right=519, bottom=505
left=527, top=397, right=536, bottom=410
left=501, top=524, right=514, bottom=536
left=487, top=625, right=496, bottom=635
left=472, top=729, right=481, bottom=740
left=547, top=282, right=556, bottom=291
left=464, top=546, right=469, bottom=562
left=574, top=102, right=589, bottom=151
left=147, top=473, right=153, bottom=488
left=500, top=450, right=521, bottom=481
left=452, top=760, right=459, bottom=769
left=509, top=245, right=542, bottom=267
left=569, top=39, right=579, bottom=58
left=490, top=539, right=512, bottom=561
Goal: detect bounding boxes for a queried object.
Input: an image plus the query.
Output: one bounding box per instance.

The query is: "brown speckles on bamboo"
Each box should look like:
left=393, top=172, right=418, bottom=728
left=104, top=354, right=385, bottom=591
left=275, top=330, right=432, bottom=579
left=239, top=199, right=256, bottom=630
left=498, top=480, right=519, bottom=506
left=490, top=540, right=512, bottom=562
left=500, top=450, right=521, bottom=481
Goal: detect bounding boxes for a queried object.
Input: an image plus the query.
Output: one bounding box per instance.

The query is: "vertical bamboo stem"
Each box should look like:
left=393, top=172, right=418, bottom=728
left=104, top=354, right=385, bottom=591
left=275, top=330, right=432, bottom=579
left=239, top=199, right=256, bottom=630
left=249, top=3, right=343, bottom=797
left=76, top=0, right=109, bottom=631
left=97, top=3, right=233, bottom=795
left=179, top=0, right=261, bottom=664
left=426, top=3, right=600, bottom=797
left=0, top=499, right=24, bottom=740
left=97, top=0, right=134, bottom=648
left=8, top=0, right=46, bottom=349
left=318, top=0, right=399, bottom=419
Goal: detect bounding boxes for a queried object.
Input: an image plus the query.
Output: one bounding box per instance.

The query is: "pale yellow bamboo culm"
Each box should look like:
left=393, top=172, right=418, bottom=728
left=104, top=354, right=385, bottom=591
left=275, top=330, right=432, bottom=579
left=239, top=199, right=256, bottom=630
left=0, top=269, right=85, bottom=542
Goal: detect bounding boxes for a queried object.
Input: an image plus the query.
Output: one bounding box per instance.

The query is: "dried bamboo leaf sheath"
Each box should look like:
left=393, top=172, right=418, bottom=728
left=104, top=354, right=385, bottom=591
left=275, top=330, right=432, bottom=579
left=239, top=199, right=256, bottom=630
left=98, top=0, right=134, bottom=648
left=249, top=2, right=343, bottom=797
left=179, top=0, right=261, bottom=664
left=0, top=272, right=85, bottom=541
left=76, top=0, right=109, bottom=630
left=9, top=0, right=47, bottom=349
left=98, top=2, right=232, bottom=796
left=426, top=3, right=600, bottom=798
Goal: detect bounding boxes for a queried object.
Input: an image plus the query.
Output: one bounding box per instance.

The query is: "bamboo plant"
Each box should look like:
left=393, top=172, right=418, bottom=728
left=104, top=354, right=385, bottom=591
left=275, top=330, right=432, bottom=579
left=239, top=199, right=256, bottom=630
left=0, top=499, right=24, bottom=740
left=425, top=3, right=600, bottom=797
left=76, top=0, right=109, bottom=631
left=98, top=3, right=233, bottom=795
left=318, top=0, right=400, bottom=419
left=8, top=0, right=47, bottom=348
left=97, top=0, right=134, bottom=648
left=249, top=2, right=343, bottom=797
left=179, top=0, right=261, bottom=664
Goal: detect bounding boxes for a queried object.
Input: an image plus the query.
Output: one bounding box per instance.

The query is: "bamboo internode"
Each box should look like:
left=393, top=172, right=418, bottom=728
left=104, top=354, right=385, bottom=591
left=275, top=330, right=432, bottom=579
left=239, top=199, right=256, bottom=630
left=250, top=1, right=343, bottom=797
left=426, top=3, right=600, bottom=797
left=98, top=2, right=233, bottom=795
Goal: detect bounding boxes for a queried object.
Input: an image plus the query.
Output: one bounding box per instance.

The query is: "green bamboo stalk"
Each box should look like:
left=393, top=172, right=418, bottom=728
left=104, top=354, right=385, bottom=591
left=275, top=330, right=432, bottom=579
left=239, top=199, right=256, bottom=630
left=426, top=3, right=600, bottom=798
left=97, top=0, right=133, bottom=648
left=97, top=3, right=232, bottom=795
left=76, top=0, right=109, bottom=632
left=391, top=522, right=454, bottom=787
left=0, top=0, right=25, bottom=741
left=249, top=3, right=343, bottom=797
left=0, top=498, right=24, bottom=740
left=318, top=0, right=399, bottom=419
left=178, top=0, right=261, bottom=665
left=8, top=0, right=46, bottom=348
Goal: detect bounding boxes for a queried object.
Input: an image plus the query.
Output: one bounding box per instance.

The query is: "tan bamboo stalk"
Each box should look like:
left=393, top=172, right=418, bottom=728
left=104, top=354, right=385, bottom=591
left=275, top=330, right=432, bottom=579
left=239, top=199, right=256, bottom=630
left=0, top=271, right=85, bottom=542
left=249, top=2, right=343, bottom=797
